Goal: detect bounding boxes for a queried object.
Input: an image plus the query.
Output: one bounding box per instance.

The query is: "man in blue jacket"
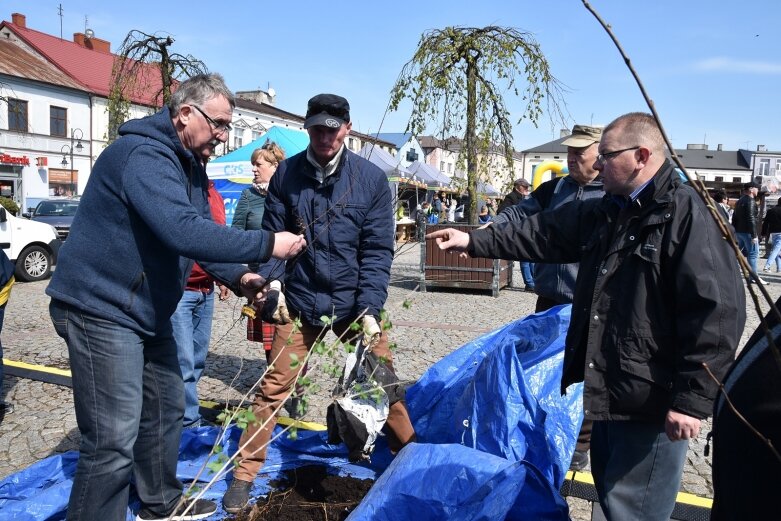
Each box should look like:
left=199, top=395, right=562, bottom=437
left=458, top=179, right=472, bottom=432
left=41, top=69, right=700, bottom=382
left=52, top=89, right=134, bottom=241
left=222, top=94, right=416, bottom=513
left=47, top=74, right=306, bottom=521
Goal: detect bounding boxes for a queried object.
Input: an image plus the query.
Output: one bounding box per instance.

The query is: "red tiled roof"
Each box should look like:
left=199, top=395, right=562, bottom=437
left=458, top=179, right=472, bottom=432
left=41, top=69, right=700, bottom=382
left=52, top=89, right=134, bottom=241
left=1, top=19, right=165, bottom=107
left=0, top=38, right=84, bottom=90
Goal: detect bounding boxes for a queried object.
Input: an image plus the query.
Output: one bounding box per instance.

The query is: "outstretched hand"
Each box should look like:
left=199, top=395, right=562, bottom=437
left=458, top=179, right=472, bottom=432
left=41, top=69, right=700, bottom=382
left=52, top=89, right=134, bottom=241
left=272, top=232, right=306, bottom=259
left=425, top=228, right=471, bottom=253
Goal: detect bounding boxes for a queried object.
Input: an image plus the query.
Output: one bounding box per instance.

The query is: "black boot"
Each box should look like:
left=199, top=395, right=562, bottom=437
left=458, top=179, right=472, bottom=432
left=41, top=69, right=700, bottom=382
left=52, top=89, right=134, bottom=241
left=222, top=478, right=253, bottom=514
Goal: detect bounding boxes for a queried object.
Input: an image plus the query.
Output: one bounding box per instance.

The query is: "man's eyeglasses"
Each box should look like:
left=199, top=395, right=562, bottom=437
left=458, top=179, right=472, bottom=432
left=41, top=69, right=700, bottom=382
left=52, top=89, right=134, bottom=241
left=596, top=146, right=640, bottom=165
left=191, top=105, right=232, bottom=134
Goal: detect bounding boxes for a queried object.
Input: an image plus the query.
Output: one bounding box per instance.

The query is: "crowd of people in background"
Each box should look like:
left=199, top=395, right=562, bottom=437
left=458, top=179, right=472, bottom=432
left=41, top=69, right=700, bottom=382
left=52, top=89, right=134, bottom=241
left=406, top=191, right=505, bottom=230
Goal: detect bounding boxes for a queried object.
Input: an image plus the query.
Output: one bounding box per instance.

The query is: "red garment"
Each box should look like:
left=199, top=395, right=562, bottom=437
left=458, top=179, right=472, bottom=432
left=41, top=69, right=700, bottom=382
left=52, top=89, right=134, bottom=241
left=186, top=182, right=226, bottom=291
left=246, top=317, right=275, bottom=349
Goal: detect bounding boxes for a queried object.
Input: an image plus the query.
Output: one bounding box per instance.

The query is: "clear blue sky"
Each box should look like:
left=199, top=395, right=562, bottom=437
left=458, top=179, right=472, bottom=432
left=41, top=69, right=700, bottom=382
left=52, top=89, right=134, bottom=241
left=5, top=0, right=781, bottom=152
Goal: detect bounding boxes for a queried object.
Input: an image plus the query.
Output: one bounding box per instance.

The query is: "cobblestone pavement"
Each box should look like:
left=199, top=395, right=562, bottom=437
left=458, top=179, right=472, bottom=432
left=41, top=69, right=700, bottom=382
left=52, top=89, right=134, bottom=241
left=1, top=240, right=778, bottom=520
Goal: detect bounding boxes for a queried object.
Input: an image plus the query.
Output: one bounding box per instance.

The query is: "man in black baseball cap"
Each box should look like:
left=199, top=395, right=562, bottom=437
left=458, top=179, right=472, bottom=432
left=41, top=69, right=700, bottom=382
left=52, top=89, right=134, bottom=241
left=301, top=94, right=353, bottom=170
left=223, top=93, right=417, bottom=513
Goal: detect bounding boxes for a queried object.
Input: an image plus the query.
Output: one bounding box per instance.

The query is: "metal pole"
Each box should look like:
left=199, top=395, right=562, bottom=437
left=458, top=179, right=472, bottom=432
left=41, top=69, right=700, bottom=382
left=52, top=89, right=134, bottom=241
left=70, top=129, right=74, bottom=195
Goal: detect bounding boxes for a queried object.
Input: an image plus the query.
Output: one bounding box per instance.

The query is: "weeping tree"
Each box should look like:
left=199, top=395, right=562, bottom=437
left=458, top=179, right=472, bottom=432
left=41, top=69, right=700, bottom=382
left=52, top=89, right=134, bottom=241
left=107, top=30, right=207, bottom=142
left=390, top=26, right=567, bottom=224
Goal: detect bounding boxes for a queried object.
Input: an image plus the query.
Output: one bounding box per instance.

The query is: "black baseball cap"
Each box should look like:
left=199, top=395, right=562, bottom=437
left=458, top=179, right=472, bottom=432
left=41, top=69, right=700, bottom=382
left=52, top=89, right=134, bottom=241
left=304, top=94, right=350, bottom=129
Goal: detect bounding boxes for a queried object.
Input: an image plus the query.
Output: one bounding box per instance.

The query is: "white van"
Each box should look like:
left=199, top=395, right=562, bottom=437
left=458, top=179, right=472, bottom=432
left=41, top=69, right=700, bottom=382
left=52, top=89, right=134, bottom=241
left=0, top=206, right=61, bottom=282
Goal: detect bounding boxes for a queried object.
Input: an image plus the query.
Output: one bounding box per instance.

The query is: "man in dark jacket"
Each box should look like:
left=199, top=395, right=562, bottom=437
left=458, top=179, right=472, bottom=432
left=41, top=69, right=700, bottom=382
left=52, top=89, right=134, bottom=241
left=762, top=198, right=781, bottom=273
left=497, top=178, right=535, bottom=290
left=497, top=177, right=531, bottom=213
left=223, top=94, right=416, bottom=513
left=732, top=181, right=768, bottom=284
left=492, top=123, right=604, bottom=471
left=427, top=112, right=745, bottom=521
left=47, top=74, right=306, bottom=521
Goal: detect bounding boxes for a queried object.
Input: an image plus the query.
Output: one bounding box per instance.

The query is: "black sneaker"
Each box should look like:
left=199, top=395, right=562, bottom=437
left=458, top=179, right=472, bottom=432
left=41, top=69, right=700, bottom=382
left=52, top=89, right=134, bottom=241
left=222, top=478, right=253, bottom=514
left=0, top=402, right=14, bottom=416
left=569, top=450, right=589, bottom=471
left=285, top=397, right=303, bottom=419
left=135, top=498, right=217, bottom=520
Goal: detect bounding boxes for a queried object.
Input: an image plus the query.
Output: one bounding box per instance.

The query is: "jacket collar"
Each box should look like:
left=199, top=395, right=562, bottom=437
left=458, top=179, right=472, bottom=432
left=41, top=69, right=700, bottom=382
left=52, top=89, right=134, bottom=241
left=599, top=159, right=677, bottom=218
left=299, top=148, right=351, bottom=184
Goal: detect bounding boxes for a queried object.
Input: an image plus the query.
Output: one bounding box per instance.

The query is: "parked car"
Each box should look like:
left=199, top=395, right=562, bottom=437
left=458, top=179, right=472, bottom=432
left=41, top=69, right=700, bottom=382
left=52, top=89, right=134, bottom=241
left=24, top=198, right=79, bottom=241
left=0, top=206, right=61, bottom=282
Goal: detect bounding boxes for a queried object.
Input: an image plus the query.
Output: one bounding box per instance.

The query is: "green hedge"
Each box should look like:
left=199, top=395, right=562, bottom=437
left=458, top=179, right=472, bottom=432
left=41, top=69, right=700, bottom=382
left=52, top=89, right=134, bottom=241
left=0, top=197, right=19, bottom=215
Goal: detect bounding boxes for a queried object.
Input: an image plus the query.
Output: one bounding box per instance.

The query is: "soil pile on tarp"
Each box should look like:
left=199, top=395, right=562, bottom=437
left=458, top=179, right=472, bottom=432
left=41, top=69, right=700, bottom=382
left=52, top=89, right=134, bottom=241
left=234, top=465, right=374, bottom=521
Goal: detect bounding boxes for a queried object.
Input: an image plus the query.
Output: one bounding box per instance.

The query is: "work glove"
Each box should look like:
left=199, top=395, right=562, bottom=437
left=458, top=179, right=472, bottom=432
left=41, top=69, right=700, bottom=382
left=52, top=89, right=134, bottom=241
left=362, top=315, right=382, bottom=349
left=261, top=280, right=290, bottom=324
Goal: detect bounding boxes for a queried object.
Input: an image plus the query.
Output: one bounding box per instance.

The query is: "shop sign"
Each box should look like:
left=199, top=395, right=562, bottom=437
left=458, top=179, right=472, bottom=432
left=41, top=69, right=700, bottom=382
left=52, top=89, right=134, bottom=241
left=0, top=153, right=30, bottom=166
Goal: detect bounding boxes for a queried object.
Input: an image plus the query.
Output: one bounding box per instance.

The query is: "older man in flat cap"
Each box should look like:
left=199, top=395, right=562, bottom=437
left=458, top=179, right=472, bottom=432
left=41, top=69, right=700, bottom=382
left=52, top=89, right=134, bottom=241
left=492, top=123, right=605, bottom=470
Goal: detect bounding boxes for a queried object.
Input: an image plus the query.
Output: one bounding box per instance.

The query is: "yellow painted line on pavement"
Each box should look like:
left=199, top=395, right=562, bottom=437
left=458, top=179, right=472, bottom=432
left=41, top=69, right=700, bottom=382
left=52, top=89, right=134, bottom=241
left=3, top=358, right=72, bottom=377
left=565, top=470, right=712, bottom=508
left=278, top=416, right=327, bottom=432
left=198, top=400, right=327, bottom=432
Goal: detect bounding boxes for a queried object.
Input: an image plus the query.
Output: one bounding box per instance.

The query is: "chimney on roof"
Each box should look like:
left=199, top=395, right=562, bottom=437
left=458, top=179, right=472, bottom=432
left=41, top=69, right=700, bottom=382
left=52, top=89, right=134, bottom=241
left=686, top=144, right=708, bottom=150
left=236, top=90, right=276, bottom=106
left=758, top=145, right=767, bottom=152
left=559, top=128, right=571, bottom=138
left=73, top=32, right=111, bottom=53
left=11, top=13, right=26, bottom=28
left=717, top=144, right=723, bottom=151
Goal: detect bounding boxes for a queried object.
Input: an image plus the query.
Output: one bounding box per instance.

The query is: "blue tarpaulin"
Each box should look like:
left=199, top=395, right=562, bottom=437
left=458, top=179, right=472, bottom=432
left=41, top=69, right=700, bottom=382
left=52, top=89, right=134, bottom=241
left=0, top=305, right=582, bottom=520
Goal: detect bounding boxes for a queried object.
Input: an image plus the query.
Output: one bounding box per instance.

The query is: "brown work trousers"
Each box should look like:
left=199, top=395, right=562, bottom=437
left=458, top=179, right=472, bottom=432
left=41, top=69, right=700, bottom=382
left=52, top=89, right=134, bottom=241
left=233, top=318, right=416, bottom=482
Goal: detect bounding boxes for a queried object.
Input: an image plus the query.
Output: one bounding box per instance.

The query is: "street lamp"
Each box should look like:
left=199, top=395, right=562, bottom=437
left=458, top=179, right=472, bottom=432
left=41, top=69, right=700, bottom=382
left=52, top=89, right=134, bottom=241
left=60, top=128, right=83, bottom=196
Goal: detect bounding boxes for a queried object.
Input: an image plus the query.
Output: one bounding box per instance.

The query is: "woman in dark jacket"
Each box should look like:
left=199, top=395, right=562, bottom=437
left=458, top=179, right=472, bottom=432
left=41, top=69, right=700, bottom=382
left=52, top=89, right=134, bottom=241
left=232, top=141, right=285, bottom=363
left=232, top=141, right=285, bottom=236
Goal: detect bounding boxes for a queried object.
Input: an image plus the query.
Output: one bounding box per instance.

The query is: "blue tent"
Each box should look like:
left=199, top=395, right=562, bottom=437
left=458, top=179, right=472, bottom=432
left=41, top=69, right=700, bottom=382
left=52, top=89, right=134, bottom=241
left=209, top=126, right=309, bottom=170
left=206, top=126, right=309, bottom=225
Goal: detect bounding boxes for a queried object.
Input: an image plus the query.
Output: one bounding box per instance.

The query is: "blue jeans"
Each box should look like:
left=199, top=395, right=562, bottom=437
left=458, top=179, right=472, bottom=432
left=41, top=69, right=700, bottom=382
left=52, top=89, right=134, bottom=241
left=171, top=289, right=214, bottom=427
left=736, top=232, right=760, bottom=279
left=590, top=420, right=688, bottom=521
left=521, top=262, right=535, bottom=288
left=50, top=299, right=184, bottom=520
left=765, top=233, right=781, bottom=272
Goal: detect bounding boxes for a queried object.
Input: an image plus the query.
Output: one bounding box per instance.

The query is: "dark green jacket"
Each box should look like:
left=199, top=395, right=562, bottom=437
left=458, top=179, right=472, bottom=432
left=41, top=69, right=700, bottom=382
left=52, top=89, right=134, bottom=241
left=231, top=186, right=267, bottom=231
